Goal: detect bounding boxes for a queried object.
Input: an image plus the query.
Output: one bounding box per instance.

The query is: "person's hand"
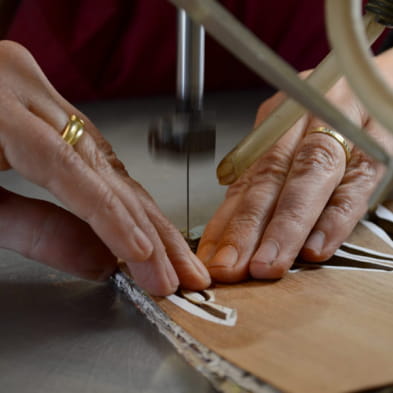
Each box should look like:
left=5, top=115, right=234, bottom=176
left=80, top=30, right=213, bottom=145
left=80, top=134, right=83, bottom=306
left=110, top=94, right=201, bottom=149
left=197, top=52, right=393, bottom=283
left=0, top=40, right=210, bottom=295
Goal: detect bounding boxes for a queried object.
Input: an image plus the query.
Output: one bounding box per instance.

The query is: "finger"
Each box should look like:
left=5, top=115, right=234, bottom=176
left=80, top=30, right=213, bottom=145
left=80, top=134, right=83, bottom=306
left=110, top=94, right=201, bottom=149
left=301, top=119, right=391, bottom=261
left=248, top=77, right=368, bottom=278
left=122, top=180, right=211, bottom=293
left=0, top=187, right=116, bottom=280
left=0, top=43, right=157, bottom=267
left=197, top=91, right=290, bottom=265
left=0, top=103, right=156, bottom=265
left=48, top=95, right=203, bottom=295
left=144, top=194, right=211, bottom=290
left=0, top=43, right=200, bottom=295
left=249, top=121, right=352, bottom=279
left=67, top=123, right=184, bottom=295
left=197, top=93, right=307, bottom=282
left=200, top=116, right=307, bottom=282
left=22, top=83, right=186, bottom=295
left=110, top=195, right=210, bottom=296
left=197, top=188, right=245, bottom=267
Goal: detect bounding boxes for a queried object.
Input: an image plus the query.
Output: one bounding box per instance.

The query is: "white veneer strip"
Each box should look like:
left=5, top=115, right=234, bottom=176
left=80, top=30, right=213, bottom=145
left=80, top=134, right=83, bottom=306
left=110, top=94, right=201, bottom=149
left=342, top=241, right=393, bottom=260
left=375, top=204, right=393, bottom=222
left=167, top=294, right=237, bottom=327
left=334, top=248, right=393, bottom=267
left=360, top=219, right=393, bottom=247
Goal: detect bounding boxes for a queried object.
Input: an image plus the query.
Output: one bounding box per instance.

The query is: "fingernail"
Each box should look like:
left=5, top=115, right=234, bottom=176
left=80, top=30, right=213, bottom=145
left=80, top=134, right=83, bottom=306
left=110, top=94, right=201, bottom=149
left=198, top=242, right=217, bottom=264
left=304, top=230, right=325, bottom=256
left=189, top=252, right=211, bottom=283
left=253, top=239, right=279, bottom=266
left=209, top=245, right=238, bottom=268
left=132, top=226, right=153, bottom=260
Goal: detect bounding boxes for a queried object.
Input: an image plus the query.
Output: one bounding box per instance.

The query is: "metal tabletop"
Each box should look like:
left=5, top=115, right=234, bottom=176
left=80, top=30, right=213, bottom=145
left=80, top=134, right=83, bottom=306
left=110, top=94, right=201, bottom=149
left=0, top=89, right=269, bottom=393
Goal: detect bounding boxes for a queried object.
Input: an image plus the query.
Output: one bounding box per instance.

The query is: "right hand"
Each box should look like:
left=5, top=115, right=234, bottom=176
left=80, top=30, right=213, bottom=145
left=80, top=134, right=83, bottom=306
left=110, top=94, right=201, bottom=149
left=197, top=63, right=393, bottom=283
left=0, top=40, right=211, bottom=296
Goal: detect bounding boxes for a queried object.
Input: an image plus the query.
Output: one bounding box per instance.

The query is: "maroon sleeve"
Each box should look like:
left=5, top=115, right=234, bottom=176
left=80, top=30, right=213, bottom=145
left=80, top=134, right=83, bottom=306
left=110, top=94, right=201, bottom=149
left=6, top=0, right=333, bottom=101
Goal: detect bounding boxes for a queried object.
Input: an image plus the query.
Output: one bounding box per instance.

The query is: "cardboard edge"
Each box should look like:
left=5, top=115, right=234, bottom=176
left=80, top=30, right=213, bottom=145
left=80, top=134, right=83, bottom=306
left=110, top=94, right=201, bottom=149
left=111, top=271, right=280, bottom=393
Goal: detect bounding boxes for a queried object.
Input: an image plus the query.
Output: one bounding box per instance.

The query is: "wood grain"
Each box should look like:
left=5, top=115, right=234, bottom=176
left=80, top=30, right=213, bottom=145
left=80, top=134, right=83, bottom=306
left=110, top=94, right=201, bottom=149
left=154, top=219, right=393, bottom=393
left=157, top=269, right=393, bottom=393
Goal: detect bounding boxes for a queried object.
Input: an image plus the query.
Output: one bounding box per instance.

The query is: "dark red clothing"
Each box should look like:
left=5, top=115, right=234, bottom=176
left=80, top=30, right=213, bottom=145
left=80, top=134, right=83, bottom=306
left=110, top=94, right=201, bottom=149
left=6, top=0, right=336, bottom=100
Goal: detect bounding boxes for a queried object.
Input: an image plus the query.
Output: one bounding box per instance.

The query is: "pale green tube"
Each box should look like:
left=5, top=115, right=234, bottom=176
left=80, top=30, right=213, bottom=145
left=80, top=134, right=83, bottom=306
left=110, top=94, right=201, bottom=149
left=217, top=13, right=383, bottom=184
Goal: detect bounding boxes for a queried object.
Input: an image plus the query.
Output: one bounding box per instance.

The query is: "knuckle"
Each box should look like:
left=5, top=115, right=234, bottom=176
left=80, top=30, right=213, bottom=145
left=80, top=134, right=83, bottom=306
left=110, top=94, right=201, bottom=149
left=159, top=216, right=179, bottom=236
left=97, top=184, right=115, bottom=209
left=346, top=154, right=378, bottom=183
left=232, top=211, right=262, bottom=231
left=96, top=138, right=124, bottom=169
left=328, top=196, right=355, bottom=218
left=94, top=135, right=113, bottom=154
left=53, top=142, right=83, bottom=175
left=242, top=190, right=270, bottom=217
left=86, top=137, right=128, bottom=177
left=253, top=160, right=288, bottom=186
left=226, top=177, right=249, bottom=197
left=278, top=208, right=304, bottom=227
left=226, top=192, right=271, bottom=235
left=89, top=187, right=118, bottom=221
left=294, top=142, right=340, bottom=175
left=218, top=206, right=270, bottom=249
left=222, top=211, right=265, bottom=246
left=88, top=148, right=113, bottom=174
left=225, top=145, right=292, bottom=198
left=251, top=147, right=292, bottom=185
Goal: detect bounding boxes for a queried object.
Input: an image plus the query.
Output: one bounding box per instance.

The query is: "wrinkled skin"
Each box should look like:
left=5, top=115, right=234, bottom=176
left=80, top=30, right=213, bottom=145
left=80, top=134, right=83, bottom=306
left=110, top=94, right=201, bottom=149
left=197, top=52, right=393, bottom=282
left=2, top=39, right=393, bottom=295
left=0, top=40, right=210, bottom=296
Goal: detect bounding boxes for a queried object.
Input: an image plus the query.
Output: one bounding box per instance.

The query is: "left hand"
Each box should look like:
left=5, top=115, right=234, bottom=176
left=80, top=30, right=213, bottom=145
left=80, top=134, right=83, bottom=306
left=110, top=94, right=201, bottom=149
left=0, top=41, right=211, bottom=296
left=197, top=62, right=393, bottom=283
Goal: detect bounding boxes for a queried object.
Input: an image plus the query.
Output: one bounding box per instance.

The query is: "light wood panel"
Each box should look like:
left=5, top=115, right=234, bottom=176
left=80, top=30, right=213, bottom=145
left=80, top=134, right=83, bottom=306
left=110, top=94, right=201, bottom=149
left=158, top=269, right=393, bottom=393
left=117, top=205, right=393, bottom=393
left=155, top=214, right=393, bottom=393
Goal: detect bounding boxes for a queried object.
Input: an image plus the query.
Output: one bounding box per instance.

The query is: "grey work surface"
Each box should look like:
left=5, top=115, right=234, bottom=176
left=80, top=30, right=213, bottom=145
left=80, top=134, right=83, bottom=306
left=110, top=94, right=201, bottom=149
left=0, top=89, right=270, bottom=393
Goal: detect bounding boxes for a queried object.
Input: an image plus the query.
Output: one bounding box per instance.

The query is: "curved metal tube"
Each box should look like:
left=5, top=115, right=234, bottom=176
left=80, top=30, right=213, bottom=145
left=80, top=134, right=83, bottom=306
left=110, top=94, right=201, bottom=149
left=326, top=0, right=393, bottom=206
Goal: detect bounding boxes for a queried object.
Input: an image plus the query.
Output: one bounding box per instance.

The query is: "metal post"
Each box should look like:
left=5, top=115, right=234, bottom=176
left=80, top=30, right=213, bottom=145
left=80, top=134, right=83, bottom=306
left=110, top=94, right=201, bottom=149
left=177, top=9, right=205, bottom=113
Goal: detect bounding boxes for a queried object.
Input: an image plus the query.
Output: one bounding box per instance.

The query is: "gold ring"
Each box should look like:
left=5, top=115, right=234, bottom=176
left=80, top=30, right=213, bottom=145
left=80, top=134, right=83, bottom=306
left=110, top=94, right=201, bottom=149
left=309, top=126, right=351, bottom=163
left=61, top=114, right=85, bottom=146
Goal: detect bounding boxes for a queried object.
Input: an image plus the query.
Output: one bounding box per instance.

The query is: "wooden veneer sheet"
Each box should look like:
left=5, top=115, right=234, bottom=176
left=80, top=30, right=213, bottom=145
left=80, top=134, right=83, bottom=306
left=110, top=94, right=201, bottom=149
left=114, top=204, right=393, bottom=393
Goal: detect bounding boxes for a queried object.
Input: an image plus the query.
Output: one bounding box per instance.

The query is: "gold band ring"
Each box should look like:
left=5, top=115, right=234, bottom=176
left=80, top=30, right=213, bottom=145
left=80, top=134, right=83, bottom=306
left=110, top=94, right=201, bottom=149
left=309, top=126, right=351, bottom=163
left=61, top=114, right=85, bottom=146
